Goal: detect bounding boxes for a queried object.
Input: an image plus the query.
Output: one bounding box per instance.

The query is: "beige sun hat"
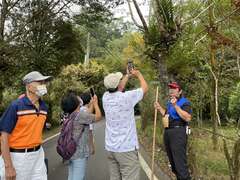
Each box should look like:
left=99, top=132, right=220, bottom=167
left=104, top=72, right=123, bottom=89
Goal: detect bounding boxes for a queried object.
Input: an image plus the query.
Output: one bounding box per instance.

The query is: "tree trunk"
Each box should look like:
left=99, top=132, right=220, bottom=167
left=197, top=109, right=200, bottom=127
left=0, top=0, right=7, bottom=41
left=157, top=53, right=169, bottom=97
left=200, top=107, right=203, bottom=127
left=0, top=0, right=8, bottom=107
left=237, top=53, right=240, bottom=77
left=199, top=91, right=203, bottom=127
left=208, top=0, right=219, bottom=150
left=210, top=49, right=219, bottom=151
left=237, top=117, right=240, bottom=130
left=132, top=0, right=149, bottom=33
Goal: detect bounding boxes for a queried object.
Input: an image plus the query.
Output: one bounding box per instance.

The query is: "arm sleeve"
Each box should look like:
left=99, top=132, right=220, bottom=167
left=78, top=111, right=95, bottom=124
left=182, top=102, right=192, bottom=114
left=0, top=102, right=18, bottom=134
left=125, top=88, right=144, bottom=107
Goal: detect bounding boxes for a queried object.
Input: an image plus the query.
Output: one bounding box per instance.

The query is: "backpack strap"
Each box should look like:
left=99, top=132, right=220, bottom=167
left=75, top=124, right=90, bottom=142
left=74, top=125, right=86, bottom=142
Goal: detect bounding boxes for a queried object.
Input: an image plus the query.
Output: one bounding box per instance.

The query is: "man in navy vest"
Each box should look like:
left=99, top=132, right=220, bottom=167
left=154, top=82, right=192, bottom=180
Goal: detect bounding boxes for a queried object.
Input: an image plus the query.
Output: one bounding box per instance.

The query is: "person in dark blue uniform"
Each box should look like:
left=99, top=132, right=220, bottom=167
left=154, top=82, right=192, bottom=180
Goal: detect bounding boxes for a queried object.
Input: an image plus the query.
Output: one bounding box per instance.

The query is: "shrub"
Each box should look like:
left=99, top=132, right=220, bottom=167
left=0, top=88, right=19, bottom=115
left=46, top=61, right=107, bottom=125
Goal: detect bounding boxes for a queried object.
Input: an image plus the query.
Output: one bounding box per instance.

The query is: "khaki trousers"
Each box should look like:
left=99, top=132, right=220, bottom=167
left=107, top=150, right=141, bottom=180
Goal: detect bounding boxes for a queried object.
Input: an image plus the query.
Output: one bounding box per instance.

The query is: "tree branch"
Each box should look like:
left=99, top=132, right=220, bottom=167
left=52, top=0, right=72, bottom=17
left=208, top=64, right=221, bottom=126
left=131, top=0, right=149, bottom=33
left=126, top=0, right=143, bottom=30
left=183, top=2, right=214, bottom=25
left=7, top=0, right=21, bottom=12
left=152, top=0, right=167, bottom=33
left=215, top=6, right=240, bottom=25
left=49, top=0, right=61, bottom=12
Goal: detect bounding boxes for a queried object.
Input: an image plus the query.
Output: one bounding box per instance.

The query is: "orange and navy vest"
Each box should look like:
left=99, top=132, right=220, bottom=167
left=0, top=95, right=48, bottom=149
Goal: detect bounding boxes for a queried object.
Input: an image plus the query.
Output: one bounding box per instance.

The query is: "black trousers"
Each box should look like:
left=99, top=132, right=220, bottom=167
left=164, top=127, right=191, bottom=180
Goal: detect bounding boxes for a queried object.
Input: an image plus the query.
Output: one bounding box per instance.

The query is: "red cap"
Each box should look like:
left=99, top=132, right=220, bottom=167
left=168, top=82, right=181, bottom=90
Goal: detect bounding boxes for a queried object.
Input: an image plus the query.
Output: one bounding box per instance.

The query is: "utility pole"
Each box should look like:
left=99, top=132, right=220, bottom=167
left=84, top=32, right=90, bottom=66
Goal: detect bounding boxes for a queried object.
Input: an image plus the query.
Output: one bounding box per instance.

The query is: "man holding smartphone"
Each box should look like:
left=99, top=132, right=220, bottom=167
left=102, top=64, right=148, bottom=180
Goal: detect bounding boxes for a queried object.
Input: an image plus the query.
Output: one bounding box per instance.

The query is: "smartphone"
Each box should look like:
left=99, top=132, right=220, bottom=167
left=127, top=60, right=134, bottom=73
left=90, top=87, right=95, bottom=97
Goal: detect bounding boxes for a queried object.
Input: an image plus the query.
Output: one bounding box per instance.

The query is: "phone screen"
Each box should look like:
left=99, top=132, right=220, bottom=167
left=128, top=61, right=134, bottom=72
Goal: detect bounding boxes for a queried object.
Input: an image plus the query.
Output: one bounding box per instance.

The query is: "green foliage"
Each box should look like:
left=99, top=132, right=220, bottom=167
left=0, top=0, right=123, bottom=99
left=18, top=13, right=84, bottom=76
left=53, top=20, right=85, bottom=65
left=229, top=82, right=240, bottom=120
left=75, top=18, right=133, bottom=58
left=0, top=88, right=19, bottom=115
left=145, top=0, right=181, bottom=59
left=46, top=61, right=107, bottom=125
left=1, top=0, right=240, bottom=178
left=99, top=33, right=131, bottom=72
left=74, top=1, right=113, bottom=29
left=223, top=138, right=240, bottom=180
left=140, top=84, right=161, bottom=130
left=155, top=0, right=175, bottom=29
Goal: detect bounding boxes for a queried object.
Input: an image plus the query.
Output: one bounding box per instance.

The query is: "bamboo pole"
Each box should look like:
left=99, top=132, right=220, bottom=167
left=151, top=86, right=159, bottom=180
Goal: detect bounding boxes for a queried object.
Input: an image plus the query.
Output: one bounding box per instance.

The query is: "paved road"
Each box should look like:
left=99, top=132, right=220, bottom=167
left=44, top=120, right=149, bottom=180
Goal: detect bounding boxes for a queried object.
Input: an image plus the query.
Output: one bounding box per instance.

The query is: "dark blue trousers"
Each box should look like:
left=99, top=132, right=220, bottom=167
left=164, top=127, right=191, bottom=180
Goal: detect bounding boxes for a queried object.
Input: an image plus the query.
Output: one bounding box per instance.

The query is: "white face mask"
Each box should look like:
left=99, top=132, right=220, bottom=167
left=36, top=85, right=47, bottom=97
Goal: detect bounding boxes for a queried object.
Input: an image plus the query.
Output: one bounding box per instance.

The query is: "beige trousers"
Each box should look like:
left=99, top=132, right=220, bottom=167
left=107, top=150, right=141, bottom=180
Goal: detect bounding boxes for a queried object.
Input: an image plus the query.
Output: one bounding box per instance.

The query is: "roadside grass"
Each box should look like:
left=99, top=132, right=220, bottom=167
left=136, top=120, right=239, bottom=179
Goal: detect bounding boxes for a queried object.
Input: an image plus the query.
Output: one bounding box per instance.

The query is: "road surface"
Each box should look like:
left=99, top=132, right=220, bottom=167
left=44, top=120, right=149, bottom=180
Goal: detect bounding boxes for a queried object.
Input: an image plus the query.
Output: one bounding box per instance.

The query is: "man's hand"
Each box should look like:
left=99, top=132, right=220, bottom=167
left=154, top=102, right=167, bottom=116
left=1, top=132, right=16, bottom=180
left=130, top=69, right=141, bottom=77
left=92, top=95, right=102, bottom=121
left=92, top=95, right=98, bottom=106
left=126, top=66, right=131, bottom=75
left=5, top=165, right=16, bottom=180
left=154, top=102, right=161, bottom=110
left=170, top=97, right=177, bottom=107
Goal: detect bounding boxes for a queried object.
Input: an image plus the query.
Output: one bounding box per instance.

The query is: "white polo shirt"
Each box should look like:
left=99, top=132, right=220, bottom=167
left=102, top=88, right=144, bottom=152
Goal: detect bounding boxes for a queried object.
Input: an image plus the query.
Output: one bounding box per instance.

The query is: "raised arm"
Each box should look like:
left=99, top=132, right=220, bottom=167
left=92, top=95, right=102, bottom=121
left=171, top=97, right=192, bottom=122
left=87, top=102, right=94, bottom=113
left=131, top=70, right=148, bottom=95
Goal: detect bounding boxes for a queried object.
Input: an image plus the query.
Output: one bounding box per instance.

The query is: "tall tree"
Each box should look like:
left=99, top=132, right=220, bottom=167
left=128, top=0, right=182, bottom=95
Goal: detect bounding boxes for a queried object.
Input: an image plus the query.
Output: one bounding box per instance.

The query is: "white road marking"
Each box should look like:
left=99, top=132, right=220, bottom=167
left=43, top=132, right=60, bottom=143
left=139, top=152, right=159, bottom=180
